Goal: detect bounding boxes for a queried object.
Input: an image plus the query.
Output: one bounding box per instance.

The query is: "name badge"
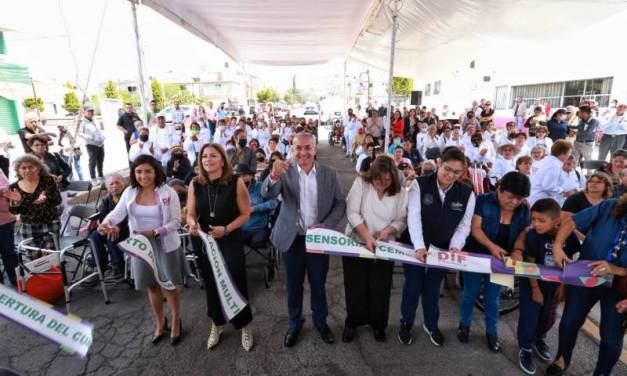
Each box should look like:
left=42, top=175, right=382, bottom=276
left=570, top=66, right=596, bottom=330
left=423, top=193, right=434, bottom=206
left=451, top=201, right=464, bottom=212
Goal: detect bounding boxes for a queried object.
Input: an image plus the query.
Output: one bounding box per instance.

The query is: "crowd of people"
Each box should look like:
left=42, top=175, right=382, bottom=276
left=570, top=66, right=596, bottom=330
left=1, top=96, right=626, bottom=376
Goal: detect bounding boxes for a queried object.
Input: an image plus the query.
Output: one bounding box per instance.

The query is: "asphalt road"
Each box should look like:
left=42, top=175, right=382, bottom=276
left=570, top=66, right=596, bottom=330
left=1, top=139, right=625, bottom=376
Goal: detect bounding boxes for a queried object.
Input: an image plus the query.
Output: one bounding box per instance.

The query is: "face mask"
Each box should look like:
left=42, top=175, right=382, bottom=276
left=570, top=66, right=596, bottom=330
left=281, top=123, right=286, bottom=128
left=226, top=145, right=235, bottom=151
left=191, top=129, right=200, bottom=136
left=176, top=130, right=182, bottom=135
left=256, top=156, right=265, bottom=162
left=139, top=134, right=149, bottom=142
left=472, top=139, right=481, bottom=147
left=238, top=138, right=247, bottom=148
left=560, top=115, right=566, bottom=121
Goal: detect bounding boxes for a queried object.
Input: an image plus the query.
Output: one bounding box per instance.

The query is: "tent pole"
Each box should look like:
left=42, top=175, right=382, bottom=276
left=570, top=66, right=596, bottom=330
left=130, top=0, right=149, bottom=122
left=343, top=60, right=347, bottom=115
left=384, top=3, right=399, bottom=153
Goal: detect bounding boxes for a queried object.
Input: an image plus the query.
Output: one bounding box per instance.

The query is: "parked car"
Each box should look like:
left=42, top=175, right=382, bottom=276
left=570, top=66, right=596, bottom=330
left=303, top=109, right=320, bottom=123
left=157, top=105, right=194, bottom=124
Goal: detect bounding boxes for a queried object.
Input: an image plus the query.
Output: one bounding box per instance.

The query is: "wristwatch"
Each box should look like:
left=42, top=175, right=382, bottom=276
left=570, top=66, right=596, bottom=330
left=223, top=226, right=230, bottom=236
left=153, top=229, right=160, bottom=238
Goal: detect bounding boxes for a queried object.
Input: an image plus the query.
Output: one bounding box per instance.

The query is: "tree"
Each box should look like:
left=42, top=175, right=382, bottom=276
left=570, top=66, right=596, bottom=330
left=163, top=83, right=199, bottom=105
left=64, top=91, right=80, bottom=114
left=22, top=97, right=44, bottom=112
left=392, top=77, right=414, bottom=100
left=119, top=90, right=141, bottom=108
left=283, top=87, right=306, bottom=105
left=104, top=80, right=119, bottom=99
left=151, top=79, right=165, bottom=109
left=256, top=87, right=279, bottom=103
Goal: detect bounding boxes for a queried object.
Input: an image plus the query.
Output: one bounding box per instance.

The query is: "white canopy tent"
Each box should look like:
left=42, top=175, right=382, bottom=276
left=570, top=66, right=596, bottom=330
left=140, top=0, right=379, bottom=65
left=131, top=0, right=627, bottom=144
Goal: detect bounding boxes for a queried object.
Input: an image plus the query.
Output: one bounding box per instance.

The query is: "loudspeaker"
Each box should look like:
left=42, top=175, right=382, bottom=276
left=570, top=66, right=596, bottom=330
left=483, top=76, right=491, bottom=82
left=410, top=91, right=423, bottom=106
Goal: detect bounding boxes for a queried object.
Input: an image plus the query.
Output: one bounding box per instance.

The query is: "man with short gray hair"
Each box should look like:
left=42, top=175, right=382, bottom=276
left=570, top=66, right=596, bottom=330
left=262, top=132, right=346, bottom=347
left=90, top=174, right=128, bottom=280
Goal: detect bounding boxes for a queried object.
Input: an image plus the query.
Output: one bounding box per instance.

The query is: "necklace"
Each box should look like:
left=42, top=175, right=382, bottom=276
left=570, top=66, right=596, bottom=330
left=208, top=183, right=219, bottom=218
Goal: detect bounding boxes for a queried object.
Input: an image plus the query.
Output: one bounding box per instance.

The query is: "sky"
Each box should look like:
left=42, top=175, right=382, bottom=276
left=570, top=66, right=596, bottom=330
left=0, top=0, right=348, bottom=95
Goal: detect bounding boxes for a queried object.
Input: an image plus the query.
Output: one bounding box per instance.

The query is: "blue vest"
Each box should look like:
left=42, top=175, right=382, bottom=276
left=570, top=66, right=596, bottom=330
left=417, top=173, right=472, bottom=249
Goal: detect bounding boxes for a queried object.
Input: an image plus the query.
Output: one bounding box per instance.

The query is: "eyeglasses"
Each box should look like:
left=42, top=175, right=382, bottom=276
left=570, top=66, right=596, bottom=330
left=441, top=165, right=463, bottom=177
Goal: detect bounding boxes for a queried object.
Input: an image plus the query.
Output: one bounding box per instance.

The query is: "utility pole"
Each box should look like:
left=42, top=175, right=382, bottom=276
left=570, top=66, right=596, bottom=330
left=385, top=0, right=402, bottom=152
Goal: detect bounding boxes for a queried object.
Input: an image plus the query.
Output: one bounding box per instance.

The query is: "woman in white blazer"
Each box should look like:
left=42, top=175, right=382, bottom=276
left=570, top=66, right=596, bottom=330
left=99, top=154, right=184, bottom=346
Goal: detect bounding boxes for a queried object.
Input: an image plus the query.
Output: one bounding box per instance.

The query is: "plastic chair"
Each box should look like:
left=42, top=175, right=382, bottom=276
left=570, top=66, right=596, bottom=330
left=65, top=180, right=93, bottom=205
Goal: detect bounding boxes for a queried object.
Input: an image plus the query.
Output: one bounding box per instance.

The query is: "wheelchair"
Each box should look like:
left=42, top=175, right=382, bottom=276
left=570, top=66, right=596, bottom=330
left=243, top=211, right=280, bottom=288
left=16, top=205, right=110, bottom=313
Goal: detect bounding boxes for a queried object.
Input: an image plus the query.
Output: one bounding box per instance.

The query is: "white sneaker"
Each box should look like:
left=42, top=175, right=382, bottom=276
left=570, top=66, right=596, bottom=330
left=207, top=323, right=223, bottom=350
left=241, top=325, right=253, bottom=351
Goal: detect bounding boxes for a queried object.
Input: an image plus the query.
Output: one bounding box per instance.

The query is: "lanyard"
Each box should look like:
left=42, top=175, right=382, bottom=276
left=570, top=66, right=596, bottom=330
left=606, top=219, right=627, bottom=262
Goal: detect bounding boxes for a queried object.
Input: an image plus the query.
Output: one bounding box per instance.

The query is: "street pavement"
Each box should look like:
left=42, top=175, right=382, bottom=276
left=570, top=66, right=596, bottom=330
left=1, top=137, right=625, bottom=376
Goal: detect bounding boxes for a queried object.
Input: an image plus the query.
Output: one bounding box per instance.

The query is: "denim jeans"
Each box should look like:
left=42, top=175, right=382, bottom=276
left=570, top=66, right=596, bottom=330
left=459, top=271, right=502, bottom=334
left=514, top=115, right=525, bottom=131
left=61, top=153, right=84, bottom=181
left=400, top=264, right=447, bottom=330
left=555, top=285, right=624, bottom=376
left=0, top=221, right=17, bottom=284
left=517, top=280, right=557, bottom=350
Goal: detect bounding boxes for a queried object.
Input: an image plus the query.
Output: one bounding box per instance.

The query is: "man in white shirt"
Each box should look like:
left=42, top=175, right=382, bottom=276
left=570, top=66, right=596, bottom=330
left=399, top=148, right=475, bottom=347
left=150, top=115, right=176, bottom=166
left=171, top=100, right=185, bottom=125
left=598, top=103, right=626, bottom=161
left=261, top=132, right=345, bottom=348
left=78, top=106, right=106, bottom=182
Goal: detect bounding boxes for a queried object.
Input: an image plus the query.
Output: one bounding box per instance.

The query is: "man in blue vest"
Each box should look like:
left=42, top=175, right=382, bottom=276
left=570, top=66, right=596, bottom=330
left=398, top=148, right=476, bottom=347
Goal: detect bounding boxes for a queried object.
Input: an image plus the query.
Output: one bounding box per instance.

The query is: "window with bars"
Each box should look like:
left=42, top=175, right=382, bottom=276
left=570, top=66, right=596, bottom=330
left=509, top=77, right=613, bottom=110
left=425, top=83, right=431, bottom=96
left=434, top=81, right=441, bottom=95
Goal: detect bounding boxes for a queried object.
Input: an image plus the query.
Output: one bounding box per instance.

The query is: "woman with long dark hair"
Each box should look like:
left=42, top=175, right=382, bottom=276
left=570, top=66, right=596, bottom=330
left=187, top=143, right=253, bottom=351
left=99, top=155, right=184, bottom=346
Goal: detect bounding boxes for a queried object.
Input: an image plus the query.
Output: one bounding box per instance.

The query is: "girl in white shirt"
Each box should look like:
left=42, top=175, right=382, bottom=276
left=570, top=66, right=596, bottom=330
left=184, top=122, right=209, bottom=166
left=129, top=128, right=156, bottom=163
